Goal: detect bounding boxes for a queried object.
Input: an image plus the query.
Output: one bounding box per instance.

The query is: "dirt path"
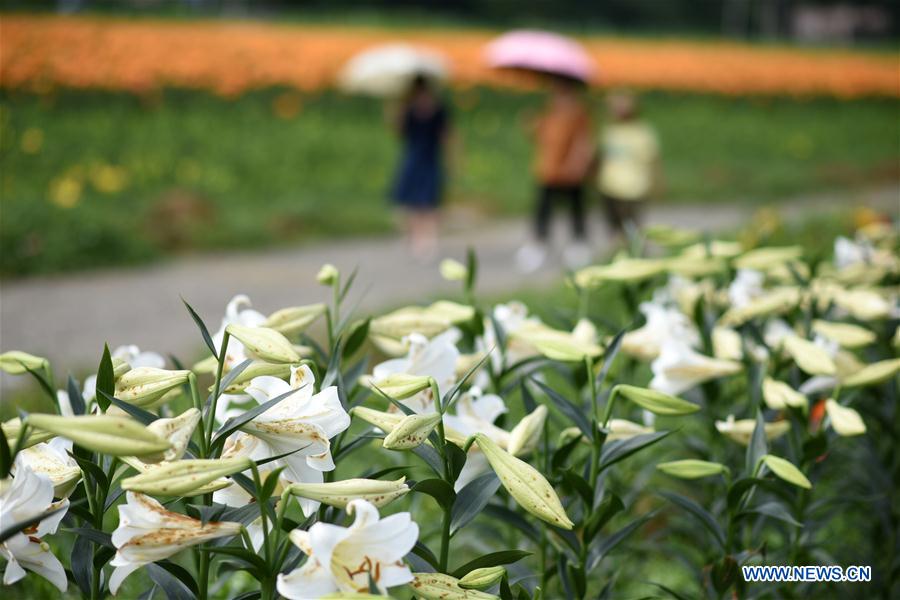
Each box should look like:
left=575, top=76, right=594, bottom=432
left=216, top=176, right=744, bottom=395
left=1, top=187, right=897, bottom=392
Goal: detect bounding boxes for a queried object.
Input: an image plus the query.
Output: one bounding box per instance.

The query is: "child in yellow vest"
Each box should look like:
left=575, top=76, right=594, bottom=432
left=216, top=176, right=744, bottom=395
left=597, top=90, right=661, bottom=238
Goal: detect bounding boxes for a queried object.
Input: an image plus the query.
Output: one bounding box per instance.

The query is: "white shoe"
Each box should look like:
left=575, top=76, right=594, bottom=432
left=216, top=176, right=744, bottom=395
left=563, top=242, right=592, bottom=269
left=516, top=243, right=547, bottom=273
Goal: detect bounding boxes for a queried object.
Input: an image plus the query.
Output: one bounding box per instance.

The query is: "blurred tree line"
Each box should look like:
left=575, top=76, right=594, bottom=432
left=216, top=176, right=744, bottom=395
left=4, top=0, right=898, bottom=41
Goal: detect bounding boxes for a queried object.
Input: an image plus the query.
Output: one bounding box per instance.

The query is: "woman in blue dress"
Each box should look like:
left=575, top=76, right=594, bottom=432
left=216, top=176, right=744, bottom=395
left=390, top=74, right=451, bottom=261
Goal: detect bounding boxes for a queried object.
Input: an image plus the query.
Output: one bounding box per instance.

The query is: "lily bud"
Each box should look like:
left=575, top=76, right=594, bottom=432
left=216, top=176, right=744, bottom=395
left=410, top=573, right=499, bottom=600
left=762, top=454, right=812, bottom=489
left=112, top=357, right=132, bottom=379
left=114, top=367, right=190, bottom=407
left=825, top=399, right=866, bottom=436
left=26, top=414, right=171, bottom=457
left=762, top=378, right=808, bottom=410
left=14, top=440, right=82, bottom=497
left=428, top=301, right=476, bottom=324
left=665, top=255, right=727, bottom=278
left=841, top=358, right=900, bottom=388
left=370, top=308, right=450, bottom=340
left=288, top=477, right=409, bottom=509
left=811, top=320, right=876, bottom=349
left=719, top=287, right=800, bottom=326
left=140, top=408, right=201, bottom=463
left=0, top=350, right=48, bottom=374
left=120, top=457, right=232, bottom=495
left=782, top=335, right=836, bottom=376
left=507, top=405, right=548, bottom=457
left=218, top=361, right=293, bottom=393
left=369, top=373, right=433, bottom=400
left=474, top=433, right=573, bottom=530
left=733, top=245, right=803, bottom=270
left=657, top=459, right=728, bottom=479
left=225, top=324, right=301, bottom=363
left=574, top=257, right=666, bottom=287
left=615, top=384, right=700, bottom=416
left=350, top=406, right=405, bottom=433
left=459, top=566, right=506, bottom=590
left=439, top=258, right=468, bottom=281
left=121, top=457, right=253, bottom=496
left=264, top=303, right=327, bottom=335
left=715, top=415, right=790, bottom=446
left=2, top=417, right=55, bottom=449
left=383, top=413, right=441, bottom=450
left=317, top=263, right=339, bottom=286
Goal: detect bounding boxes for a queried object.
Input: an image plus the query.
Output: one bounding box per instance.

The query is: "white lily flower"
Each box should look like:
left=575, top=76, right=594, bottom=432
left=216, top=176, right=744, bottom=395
left=0, top=466, right=69, bottom=592
left=650, top=341, right=742, bottom=396
left=728, top=269, right=765, bottom=309
left=371, top=330, right=460, bottom=414
left=277, top=499, right=418, bottom=599
left=715, top=415, right=790, bottom=446
left=211, top=294, right=269, bottom=370
left=478, top=301, right=543, bottom=372
left=218, top=365, right=350, bottom=517
left=12, top=437, right=80, bottom=498
left=834, top=236, right=875, bottom=270
left=622, top=300, right=700, bottom=362
left=109, top=492, right=241, bottom=594
left=444, top=387, right=511, bottom=491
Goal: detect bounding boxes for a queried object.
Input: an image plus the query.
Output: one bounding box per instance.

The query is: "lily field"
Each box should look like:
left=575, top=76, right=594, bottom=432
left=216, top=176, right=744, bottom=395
left=1, top=219, right=899, bottom=599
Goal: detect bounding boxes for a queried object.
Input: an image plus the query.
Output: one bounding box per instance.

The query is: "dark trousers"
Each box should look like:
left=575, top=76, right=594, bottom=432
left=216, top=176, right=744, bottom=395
left=602, top=194, right=643, bottom=234
left=535, top=185, right=586, bottom=241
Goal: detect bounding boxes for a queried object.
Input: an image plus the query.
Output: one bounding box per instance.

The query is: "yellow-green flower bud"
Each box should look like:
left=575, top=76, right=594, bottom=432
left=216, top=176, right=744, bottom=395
left=121, top=457, right=253, bottom=496
left=507, top=405, right=548, bottom=457
left=657, top=459, right=729, bottom=479
left=762, top=378, right=807, bottom=411
left=439, top=259, right=468, bottom=282
left=841, top=358, right=900, bottom=388
left=26, top=414, right=171, bottom=457
left=410, top=573, right=499, bottom=600
left=264, top=303, right=327, bottom=335
left=2, top=417, right=55, bottom=449
left=614, top=385, right=700, bottom=416
left=370, top=308, right=450, bottom=340
left=369, top=373, right=433, bottom=400
left=783, top=335, right=836, bottom=376
left=120, top=457, right=233, bottom=495
left=383, top=413, right=441, bottom=450
left=140, top=408, right=201, bottom=463
left=811, top=320, right=876, bottom=349
left=350, top=406, right=405, bottom=432
left=114, top=367, right=190, bottom=407
left=733, top=245, right=803, bottom=270
left=574, top=257, right=666, bottom=287
left=0, top=351, right=47, bottom=375
left=458, top=567, right=505, bottom=590
left=112, top=357, right=132, bottom=379
left=474, top=433, right=573, bottom=530
left=288, top=477, right=409, bottom=509
left=225, top=324, right=301, bottom=364
left=317, top=263, right=339, bottom=286
left=719, top=287, right=800, bottom=327
left=825, top=399, right=866, bottom=436
left=427, top=301, right=475, bottom=324
left=762, top=454, right=811, bottom=489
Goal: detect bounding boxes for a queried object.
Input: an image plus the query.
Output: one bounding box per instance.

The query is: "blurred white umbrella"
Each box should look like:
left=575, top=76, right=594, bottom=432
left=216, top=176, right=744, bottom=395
left=338, top=44, right=449, bottom=97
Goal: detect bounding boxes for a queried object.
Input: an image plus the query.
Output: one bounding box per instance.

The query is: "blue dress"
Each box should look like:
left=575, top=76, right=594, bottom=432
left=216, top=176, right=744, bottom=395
left=391, top=103, right=448, bottom=209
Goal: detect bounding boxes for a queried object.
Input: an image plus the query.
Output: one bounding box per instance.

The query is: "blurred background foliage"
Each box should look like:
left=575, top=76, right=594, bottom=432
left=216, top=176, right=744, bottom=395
left=1, top=88, right=896, bottom=276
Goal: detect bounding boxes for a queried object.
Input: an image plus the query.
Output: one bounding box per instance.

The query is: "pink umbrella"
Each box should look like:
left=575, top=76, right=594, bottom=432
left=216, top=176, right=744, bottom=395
left=485, top=30, right=596, bottom=83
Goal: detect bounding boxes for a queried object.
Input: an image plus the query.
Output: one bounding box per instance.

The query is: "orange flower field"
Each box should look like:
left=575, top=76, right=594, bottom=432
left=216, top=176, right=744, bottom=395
left=1, top=14, right=898, bottom=98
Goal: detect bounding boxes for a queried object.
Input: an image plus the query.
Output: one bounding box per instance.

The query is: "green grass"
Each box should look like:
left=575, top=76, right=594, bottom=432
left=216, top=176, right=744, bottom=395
left=1, top=88, right=897, bottom=276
